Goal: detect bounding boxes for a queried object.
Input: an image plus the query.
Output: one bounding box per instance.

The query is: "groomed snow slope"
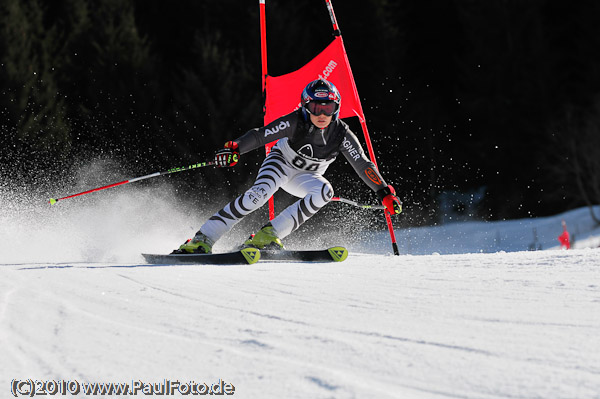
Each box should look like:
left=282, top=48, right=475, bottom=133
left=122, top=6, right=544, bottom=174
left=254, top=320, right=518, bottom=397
left=1, top=183, right=599, bottom=398
left=1, top=249, right=599, bottom=399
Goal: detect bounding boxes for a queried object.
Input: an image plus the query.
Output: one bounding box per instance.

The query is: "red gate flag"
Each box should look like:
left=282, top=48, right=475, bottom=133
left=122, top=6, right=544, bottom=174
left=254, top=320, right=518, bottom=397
left=265, top=36, right=364, bottom=124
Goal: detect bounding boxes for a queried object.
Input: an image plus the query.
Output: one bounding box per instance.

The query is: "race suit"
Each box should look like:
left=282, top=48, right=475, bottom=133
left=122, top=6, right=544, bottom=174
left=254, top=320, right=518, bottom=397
left=199, top=109, right=387, bottom=242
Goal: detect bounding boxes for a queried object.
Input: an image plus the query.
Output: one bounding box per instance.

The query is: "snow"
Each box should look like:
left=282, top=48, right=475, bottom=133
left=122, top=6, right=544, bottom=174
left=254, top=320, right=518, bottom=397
left=1, top=185, right=600, bottom=398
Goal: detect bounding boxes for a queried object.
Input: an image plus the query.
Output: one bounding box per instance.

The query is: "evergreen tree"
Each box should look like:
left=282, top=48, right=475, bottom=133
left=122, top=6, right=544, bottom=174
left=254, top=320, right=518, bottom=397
left=56, top=0, right=160, bottom=163
left=0, top=0, right=71, bottom=171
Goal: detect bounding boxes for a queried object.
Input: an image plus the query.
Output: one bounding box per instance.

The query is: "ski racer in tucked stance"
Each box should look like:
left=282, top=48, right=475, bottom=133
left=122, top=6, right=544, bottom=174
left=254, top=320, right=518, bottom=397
left=173, top=79, right=402, bottom=254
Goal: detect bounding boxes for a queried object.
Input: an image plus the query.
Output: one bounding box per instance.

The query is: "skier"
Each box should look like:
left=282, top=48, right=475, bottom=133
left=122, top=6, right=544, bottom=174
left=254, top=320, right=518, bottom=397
left=174, top=79, right=402, bottom=254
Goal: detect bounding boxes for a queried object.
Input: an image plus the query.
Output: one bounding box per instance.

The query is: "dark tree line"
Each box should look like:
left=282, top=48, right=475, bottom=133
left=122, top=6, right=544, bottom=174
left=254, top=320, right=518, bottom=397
left=1, top=0, right=599, bottom=224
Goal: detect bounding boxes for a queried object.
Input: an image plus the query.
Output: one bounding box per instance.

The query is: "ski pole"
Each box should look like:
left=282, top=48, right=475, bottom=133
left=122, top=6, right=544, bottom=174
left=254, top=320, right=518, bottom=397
left=49, top=161, right=216, bottom=205
left=331, top=196, right=385, bottom=210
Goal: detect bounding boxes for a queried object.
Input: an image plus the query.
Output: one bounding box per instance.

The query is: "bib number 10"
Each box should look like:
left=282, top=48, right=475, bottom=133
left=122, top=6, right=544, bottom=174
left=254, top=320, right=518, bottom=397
left=292, top=156, right=320, bottom=171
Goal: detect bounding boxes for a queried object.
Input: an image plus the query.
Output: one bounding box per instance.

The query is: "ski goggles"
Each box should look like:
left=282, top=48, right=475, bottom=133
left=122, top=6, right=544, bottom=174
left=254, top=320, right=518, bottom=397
left=305, top=101, right=338, bottom=116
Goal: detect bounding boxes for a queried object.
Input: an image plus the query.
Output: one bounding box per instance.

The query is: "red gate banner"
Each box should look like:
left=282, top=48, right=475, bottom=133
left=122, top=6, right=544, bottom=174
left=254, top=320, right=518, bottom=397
left=264, top=36, right=364, bottom=124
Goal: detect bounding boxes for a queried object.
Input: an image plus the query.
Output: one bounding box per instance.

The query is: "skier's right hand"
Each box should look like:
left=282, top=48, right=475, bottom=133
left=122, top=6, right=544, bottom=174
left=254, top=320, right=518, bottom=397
left=215, top=141, right=240, bottom=167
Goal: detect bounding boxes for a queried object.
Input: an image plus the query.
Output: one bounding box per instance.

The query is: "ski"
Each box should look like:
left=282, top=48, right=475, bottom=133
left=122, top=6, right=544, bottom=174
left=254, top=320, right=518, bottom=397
left=142, top=247, right=260, bottom=265
left=260, top=246, right=348, bottom=263
left=142, top=246, right=348, bottom=265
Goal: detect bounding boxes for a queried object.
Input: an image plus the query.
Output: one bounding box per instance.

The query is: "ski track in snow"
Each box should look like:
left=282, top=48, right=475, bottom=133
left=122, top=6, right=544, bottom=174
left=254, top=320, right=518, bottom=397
left=1, top=249, right=599, bottom=399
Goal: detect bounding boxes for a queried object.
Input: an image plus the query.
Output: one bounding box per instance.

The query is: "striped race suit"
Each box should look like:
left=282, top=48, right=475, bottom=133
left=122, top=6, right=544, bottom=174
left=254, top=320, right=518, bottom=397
left=199, top=109, right=388, bottom=242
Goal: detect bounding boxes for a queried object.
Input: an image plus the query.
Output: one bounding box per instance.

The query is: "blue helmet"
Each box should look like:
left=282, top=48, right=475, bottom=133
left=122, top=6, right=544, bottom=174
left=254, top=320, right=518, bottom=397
left=301, top=79, right=341, bottom=121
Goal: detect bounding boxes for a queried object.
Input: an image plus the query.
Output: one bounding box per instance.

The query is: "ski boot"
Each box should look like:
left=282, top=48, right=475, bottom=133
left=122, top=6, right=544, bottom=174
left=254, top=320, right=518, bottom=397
left=244, top=224, right=284, bottom=250
left=172, top=232, right=214, bottom=254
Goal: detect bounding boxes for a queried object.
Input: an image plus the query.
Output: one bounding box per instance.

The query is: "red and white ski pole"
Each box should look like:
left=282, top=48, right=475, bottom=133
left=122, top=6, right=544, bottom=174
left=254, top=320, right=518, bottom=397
left=49, top=161, right=216, bottom=205
left=331, top=197, right=385, bottom=210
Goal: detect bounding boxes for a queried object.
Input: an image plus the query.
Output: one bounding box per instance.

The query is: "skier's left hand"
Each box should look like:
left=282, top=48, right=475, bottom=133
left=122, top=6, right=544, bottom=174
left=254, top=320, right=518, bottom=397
left=215, top=141, right=240, bottom=167
left=377, top=185, right=403, bottom=214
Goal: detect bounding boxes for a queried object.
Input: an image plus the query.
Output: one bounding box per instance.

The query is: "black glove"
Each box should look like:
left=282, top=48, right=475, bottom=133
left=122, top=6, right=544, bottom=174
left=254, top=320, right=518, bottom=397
left=215, top=141, right=240, bottom=167
left=376, top=185, right=403, bottom=214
